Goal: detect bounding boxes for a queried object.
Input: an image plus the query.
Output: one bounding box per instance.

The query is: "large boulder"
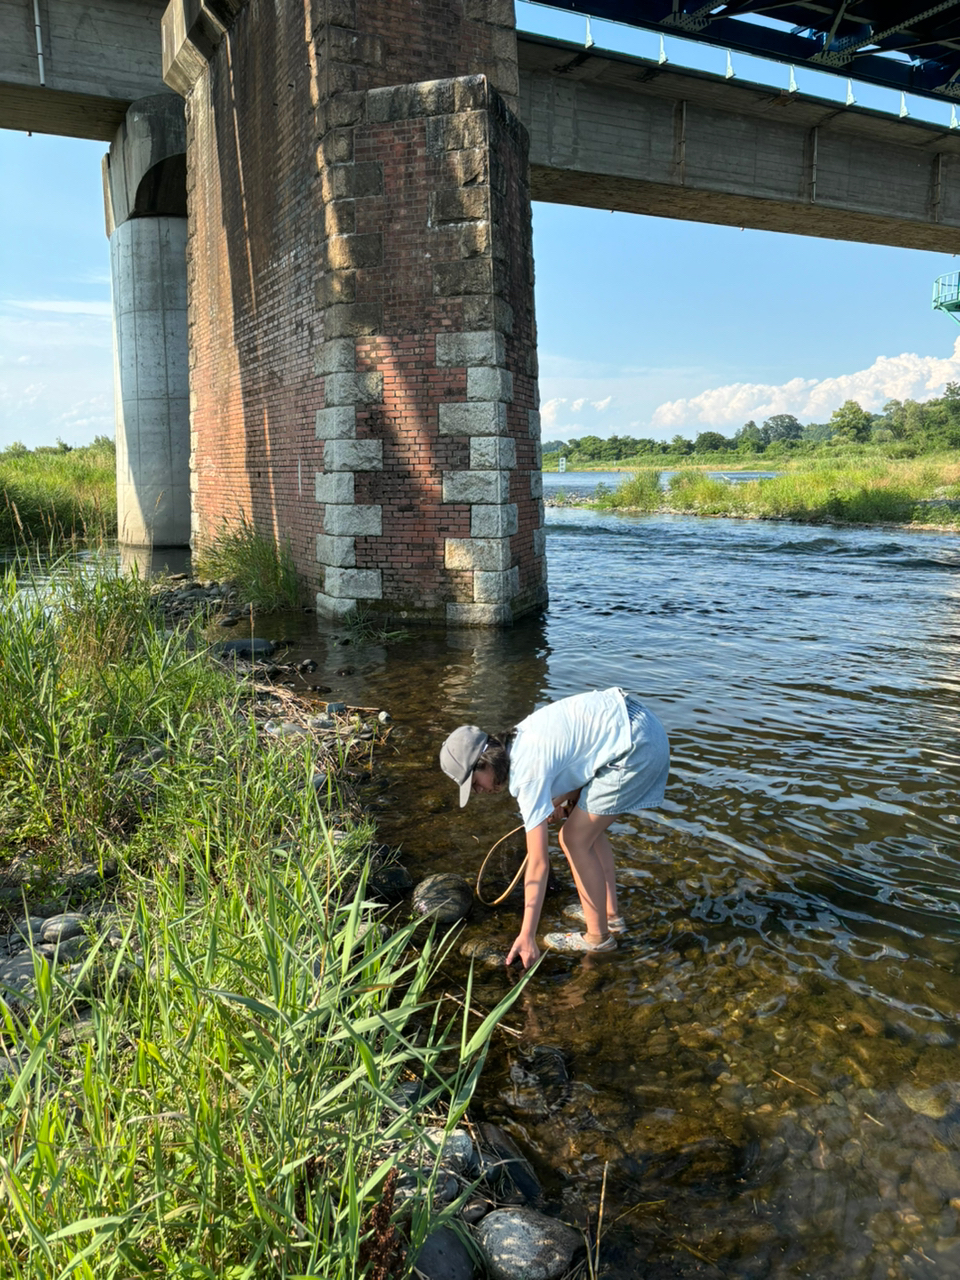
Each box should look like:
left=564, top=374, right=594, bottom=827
left=412, top=873, right=473, bottom=924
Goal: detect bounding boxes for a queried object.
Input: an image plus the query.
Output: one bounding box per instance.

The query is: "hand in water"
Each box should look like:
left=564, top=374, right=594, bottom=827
left=506, top=933, right=541, bottom=969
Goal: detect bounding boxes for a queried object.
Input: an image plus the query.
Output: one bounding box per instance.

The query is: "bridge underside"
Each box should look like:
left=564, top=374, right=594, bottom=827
left=538, top=0, right=960, bottom=105
left=4, top=0, right=960, bottom=623
left=5, top=14, right=958, bottom=253
left=520, top=35, right=960, bottom=253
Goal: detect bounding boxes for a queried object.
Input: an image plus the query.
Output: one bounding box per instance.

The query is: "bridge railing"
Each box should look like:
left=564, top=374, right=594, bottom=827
left=933, top=273, right=960, bottom=312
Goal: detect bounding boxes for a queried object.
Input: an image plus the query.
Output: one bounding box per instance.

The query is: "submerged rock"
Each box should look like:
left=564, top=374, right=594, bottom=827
left=504, top=1047, right=572, bottom=1119
left=214, top=637, right=276, bottom=658
left=459, top=937, right=509, bottom=968
left=479, top=1123, right=542, bottom=1205
left=897, top=1081, right=955, bottom=1119
left=412, top=873, right=473, bottom=924
left=368, top=863, right=414, bottom=902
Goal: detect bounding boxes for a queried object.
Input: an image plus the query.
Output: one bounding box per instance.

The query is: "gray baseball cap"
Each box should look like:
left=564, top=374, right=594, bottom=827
left=439, top=725, right=488, bottom=807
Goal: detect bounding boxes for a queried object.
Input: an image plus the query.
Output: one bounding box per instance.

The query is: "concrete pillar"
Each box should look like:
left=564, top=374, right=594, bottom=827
left=104, top=94, right=190, bottom=548
left=162, top=0, right=546, bottom=624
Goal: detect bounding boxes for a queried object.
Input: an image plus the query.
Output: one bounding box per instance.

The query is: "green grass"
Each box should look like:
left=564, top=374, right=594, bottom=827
left=592, top=470, right=663, bottom=512
left=0, top=557, right=523, bottom=1277
left=0, top=439, right=117, bottom=547
left=591, top=457, right=960, bottom=528
left=192, top=514, right=302, bottom=611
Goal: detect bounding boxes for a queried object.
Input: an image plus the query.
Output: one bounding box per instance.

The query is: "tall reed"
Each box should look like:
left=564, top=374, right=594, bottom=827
left=193, top=514, right=302, bottom=611
left=0, top=440, right=117, bottom=546
left=593, top=470, right=663, bottom=511
left=0, top=558, right=522, bottom=1276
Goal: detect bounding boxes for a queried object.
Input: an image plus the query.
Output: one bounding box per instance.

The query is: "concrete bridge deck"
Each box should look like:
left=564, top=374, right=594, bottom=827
left=520, top=34, right=960, bottom=252
left=3, top=6, right=957, bottom=249
left=0, top=0, right=167, bottom=138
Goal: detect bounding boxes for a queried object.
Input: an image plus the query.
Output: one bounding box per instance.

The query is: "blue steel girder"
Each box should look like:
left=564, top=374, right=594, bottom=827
left=536, top=0, right=960, bottom=101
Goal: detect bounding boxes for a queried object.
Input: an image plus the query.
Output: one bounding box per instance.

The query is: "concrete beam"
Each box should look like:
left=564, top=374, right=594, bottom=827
left=518, top=34, right=960, bottom=252
left=4, top=9, right=958, bottom=255
left=0, top=0, right=167, bottom=139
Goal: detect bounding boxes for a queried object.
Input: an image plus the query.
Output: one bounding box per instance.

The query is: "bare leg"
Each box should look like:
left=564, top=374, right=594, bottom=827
left=592, top=831, right=619, bottom=919
left=558, top=809, right=619, bottom=941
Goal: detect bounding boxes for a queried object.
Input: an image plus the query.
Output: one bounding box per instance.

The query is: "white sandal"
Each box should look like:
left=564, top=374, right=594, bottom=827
left=543, top=930, right=617, bottom=954
left=561, top=902, right=627, bottom=933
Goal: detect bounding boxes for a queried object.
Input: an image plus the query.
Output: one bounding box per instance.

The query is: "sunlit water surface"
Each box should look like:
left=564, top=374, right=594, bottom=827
left=165, top=499, right=960, bottom=1275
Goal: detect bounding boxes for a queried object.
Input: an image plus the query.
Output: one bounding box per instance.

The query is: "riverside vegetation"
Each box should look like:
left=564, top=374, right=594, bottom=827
left=0, top=558, right=526, bottom=1277
left=0, top=438, right=117, bottom=546
left=584, top=456, right=960, bottom=528
left=542, top=389, right=960, bottom=527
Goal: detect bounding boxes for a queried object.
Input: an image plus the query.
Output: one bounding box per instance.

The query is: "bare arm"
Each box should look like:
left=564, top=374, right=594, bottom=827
left=505, top=821, right=550, bottom=969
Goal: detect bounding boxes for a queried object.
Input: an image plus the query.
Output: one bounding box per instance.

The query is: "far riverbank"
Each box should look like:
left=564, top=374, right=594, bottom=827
left=544, top=457, right=960, bottom=532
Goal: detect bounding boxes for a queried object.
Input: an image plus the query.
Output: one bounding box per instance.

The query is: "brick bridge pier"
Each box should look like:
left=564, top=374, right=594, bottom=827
left=163, top=0, right=546, bottom=626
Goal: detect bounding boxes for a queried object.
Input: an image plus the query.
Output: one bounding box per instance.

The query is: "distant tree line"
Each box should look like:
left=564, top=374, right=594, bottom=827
left=543, top=386, right=960, bottom=462
left=0, top=435, right=116, bottom=458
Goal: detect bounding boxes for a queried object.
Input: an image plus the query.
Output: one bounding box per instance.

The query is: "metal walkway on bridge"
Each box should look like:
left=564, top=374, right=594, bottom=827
left=544, top=0, right=960, bottom=103
left=933, top=273, right=960, bottom=323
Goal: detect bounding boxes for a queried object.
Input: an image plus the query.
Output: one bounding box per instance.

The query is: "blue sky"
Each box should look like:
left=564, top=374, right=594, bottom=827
left=2, top=0, right=959, bottom=449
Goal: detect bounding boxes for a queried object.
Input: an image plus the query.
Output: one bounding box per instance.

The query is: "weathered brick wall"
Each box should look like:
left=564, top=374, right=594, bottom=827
left=182, top=3, right=323, bottom=576
left=165, top=0, right=545, bottom=624
left=313, top=0, right=518, bottom=108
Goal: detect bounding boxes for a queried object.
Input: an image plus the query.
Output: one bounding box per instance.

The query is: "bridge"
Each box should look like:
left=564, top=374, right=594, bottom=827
left=2, top=0, right=958, bottom=623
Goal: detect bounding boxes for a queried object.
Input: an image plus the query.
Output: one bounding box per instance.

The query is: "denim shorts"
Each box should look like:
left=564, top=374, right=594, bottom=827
left=578, top=694, right=670, bottom=817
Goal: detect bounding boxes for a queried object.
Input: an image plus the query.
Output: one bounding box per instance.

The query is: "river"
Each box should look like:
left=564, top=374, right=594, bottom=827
left=280, top=475, right=960, bottom=1278
left=128, top=476, right=960, bottom=1275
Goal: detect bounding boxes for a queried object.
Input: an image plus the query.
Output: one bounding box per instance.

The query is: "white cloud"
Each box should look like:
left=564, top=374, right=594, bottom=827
left=540, top=396, right=567, bottom=425
left=537, top=350, right=721, bottom=438
left=651, top=338, right=960, bottom=429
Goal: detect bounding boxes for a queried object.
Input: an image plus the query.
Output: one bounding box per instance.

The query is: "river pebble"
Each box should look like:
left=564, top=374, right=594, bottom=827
left=264, top=720, right=309, bottom=738
left=215, top=637, right=276, bottom=659
left=9, top=917, right=47, bottom=946
left=474, top=1208, right=583, bottom=1280
left=41, top=913, right=87, bottom=943
left=37, top=935, right=88, bottom=962
left=0, top=952, right=43, bottom=1000
left=312, top=718, right=339, bottom=736
left=897, top=1080, right=954, bottom=1118
left=424, top=1127, right=480, bottom=1178
left=459, top=937, right=509, bottom=968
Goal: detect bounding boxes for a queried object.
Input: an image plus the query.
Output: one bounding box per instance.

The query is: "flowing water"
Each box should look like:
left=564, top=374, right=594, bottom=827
left=256, top=486, right=960, bottom=1275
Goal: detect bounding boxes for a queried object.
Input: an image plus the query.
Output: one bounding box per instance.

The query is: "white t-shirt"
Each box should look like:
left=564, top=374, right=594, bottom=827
left=508, top=688, right=632, bottom=831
